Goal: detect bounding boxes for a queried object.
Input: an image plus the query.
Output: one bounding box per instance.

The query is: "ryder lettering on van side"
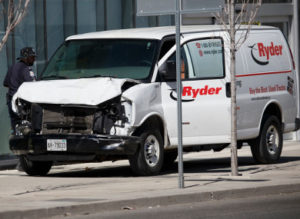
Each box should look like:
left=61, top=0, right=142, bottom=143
left=170, top=86, right=222, bottom=101
left=249, top=42, right=283, bottom=66
left=258, top=42, right=283, bottom=60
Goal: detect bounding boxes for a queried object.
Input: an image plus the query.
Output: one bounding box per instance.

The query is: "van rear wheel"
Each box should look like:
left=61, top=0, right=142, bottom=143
left=250, top=115, right=283, bottom=164
left=129, top=130, right=164, bottom=176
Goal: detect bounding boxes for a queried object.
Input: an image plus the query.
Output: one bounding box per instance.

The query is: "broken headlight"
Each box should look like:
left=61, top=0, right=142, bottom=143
left=15, top=99, right=43, bottom=135
left=16, top=98, right=31, bottom=117
left=93, top=98, right=130, bottom=135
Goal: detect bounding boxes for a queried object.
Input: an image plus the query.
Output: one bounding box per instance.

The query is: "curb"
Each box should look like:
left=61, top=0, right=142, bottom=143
left=1, top=183, right=300, bottom=219
left=0, top=158, right=18, bottom=171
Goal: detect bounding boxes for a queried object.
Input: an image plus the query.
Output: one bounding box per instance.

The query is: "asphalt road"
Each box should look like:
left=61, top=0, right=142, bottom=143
left=67, top=192, right=300, bottom=219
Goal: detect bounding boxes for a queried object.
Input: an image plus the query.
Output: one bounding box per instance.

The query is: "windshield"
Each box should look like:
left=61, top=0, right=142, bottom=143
left=41, top=39, right=158, bottom=80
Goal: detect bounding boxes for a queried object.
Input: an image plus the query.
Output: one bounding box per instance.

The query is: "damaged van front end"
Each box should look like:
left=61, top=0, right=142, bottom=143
left=10, top=78, right=142, bottom=164
left=9, top=33, right=169, bottom=176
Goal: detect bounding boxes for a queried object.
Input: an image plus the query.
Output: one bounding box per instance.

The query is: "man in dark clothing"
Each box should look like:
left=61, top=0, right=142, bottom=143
left=3, top=47, right=36, bottom=134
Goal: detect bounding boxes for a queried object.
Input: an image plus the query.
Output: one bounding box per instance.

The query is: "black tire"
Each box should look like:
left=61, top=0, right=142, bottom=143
left=250, top=115, right=283, bottom=164
left=129, top=130, right=164, bottom=176
left=19, top=155, right=53, bottom=176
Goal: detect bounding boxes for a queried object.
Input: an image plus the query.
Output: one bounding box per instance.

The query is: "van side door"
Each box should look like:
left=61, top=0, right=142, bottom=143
left=160, top=37, right=231, bottom=146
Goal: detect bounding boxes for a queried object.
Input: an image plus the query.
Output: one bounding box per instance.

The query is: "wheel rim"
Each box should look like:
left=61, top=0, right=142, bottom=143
left=144, top=135, right=160, bottom=167
left=266, top=125, right=279, bottom=155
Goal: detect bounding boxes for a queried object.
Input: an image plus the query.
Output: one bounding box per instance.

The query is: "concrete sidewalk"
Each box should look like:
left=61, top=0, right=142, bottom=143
left=0, top=141, right=300, bottom=218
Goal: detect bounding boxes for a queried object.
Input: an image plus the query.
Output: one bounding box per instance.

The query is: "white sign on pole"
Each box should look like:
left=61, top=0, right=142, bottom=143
left=137, top=0, right=176, bottom=16
left=182, top=0, right=224, bottom=12
left=136, top=0, right=224, bottom=16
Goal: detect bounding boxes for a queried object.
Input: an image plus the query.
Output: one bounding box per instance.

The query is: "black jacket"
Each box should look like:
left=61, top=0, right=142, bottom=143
left=3, top=61, right=35, bottom=96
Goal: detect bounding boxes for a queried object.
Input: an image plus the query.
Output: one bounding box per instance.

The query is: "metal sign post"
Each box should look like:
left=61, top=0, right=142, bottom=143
left=175, top=0, right=184, bottom=189
left=136, top=0, right=224, bottom=189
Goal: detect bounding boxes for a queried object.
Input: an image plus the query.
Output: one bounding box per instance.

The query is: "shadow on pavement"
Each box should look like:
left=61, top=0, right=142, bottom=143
left=45, top=155, right=300, bottom=178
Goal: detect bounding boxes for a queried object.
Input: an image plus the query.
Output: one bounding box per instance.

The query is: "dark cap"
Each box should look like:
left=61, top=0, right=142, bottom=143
left=17, top=47, right=36, bottom=60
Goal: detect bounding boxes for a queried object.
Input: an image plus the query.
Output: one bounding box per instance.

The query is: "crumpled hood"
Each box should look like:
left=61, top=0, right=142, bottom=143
left=12, top=77, right=138, bottom=110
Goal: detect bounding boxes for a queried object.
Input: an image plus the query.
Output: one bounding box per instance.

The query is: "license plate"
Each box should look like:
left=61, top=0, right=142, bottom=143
left=47, top=139, right=67, bottom=151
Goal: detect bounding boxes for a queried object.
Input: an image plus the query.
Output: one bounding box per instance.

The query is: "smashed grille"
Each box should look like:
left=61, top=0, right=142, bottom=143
left=42, top=105, right=95, bottom=134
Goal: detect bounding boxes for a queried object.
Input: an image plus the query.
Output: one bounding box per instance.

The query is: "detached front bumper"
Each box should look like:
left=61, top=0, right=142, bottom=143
left=9, top=134, right=140, bottom=161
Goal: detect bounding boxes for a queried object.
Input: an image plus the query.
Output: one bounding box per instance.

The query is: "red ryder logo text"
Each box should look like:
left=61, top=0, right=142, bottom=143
left=257, top=42, right=283, bottom=60
left=183, top=86, right=222, bottom=98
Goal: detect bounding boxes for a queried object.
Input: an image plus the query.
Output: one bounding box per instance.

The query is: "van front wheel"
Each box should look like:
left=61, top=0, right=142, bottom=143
left=250, top=115, right=283, bottom=164
left=129, top=130, right=164, bottom=176
left=19, top=155, right=53, bottom=176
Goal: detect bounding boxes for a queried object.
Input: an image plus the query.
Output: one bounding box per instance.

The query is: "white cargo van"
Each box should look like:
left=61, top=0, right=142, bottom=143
left=10, top=25, right=299, bottom=176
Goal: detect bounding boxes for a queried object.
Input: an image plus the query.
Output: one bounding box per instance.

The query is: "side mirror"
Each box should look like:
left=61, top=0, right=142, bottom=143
left=158, top=60, right=176, bottom=81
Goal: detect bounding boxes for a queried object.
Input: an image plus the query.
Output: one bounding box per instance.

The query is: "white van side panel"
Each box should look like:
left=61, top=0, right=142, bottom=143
left=160, top=31, right=232, bottom=146
left=236, top=29, right=297, bottom=140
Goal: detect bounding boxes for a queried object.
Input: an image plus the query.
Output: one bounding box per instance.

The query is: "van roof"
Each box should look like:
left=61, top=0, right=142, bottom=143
left=66, top=25, right=277, bottom=41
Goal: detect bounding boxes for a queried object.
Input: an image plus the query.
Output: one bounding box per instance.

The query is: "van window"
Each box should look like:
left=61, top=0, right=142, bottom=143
left=162, top=47, right=189, bottom=81
left=159, top=39, right=175, bottom=60
left=186, top=38, right=224, bottom=79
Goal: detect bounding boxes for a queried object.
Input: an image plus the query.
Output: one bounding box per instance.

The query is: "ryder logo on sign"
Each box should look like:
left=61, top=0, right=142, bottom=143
left=249, top=42, right=283, bottom=65
left=170, top=86, right=222, bottom=102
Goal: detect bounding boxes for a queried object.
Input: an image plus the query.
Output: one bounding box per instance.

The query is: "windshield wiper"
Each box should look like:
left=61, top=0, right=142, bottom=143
left=79, top=75, right=117, bottom=79
left=79, top=74, right=102, bottom=79
left=40, top=75, right=68, bottom=80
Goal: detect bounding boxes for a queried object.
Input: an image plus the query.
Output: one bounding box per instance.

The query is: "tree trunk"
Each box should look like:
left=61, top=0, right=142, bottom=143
left=229, top=0, right=238, bottom=176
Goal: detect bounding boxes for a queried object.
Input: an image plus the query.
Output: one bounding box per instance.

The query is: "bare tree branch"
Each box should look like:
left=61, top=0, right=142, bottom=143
left=235, top=0, right=249, bottom=25
left=0, top=0, right=31, bottom=51
left=214, top=0, right=262, bottom=176
left=215, top=11, right=229, bottom=34
left=215, top=0, right=262, bottom=51
left=235, top=0, right=262, bottom=50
